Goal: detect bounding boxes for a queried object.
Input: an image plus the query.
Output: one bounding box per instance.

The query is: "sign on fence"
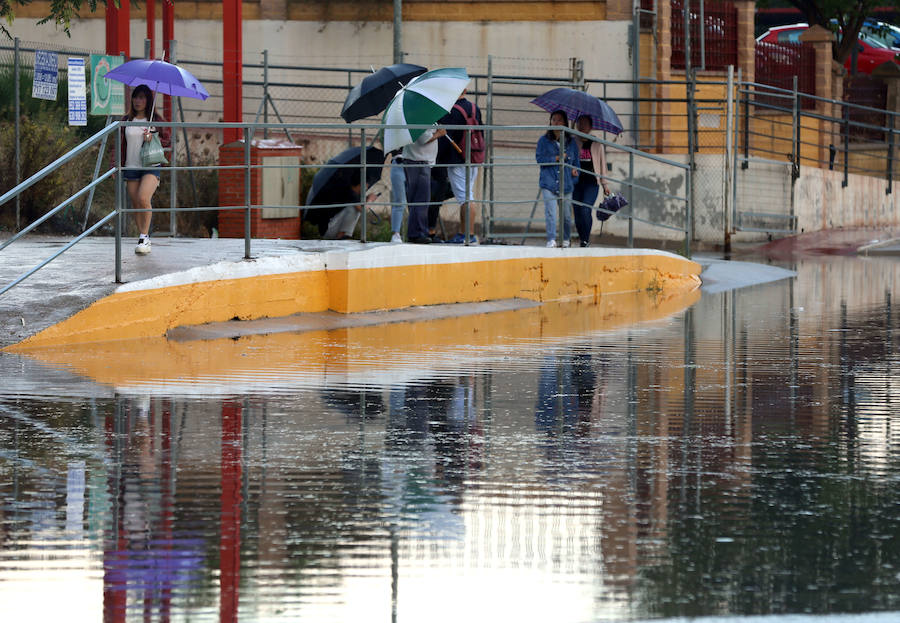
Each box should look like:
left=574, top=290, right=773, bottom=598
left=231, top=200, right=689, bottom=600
left=31, top=49, right=59, bottom=101
left=67, top=57, right=87, bottom=126
left=90, top=54, right=125, bottom=116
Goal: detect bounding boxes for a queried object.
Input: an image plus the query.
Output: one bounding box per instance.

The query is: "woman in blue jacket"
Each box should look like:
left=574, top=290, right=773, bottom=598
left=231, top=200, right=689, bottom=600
left=536, top=110, right=580, bottom=247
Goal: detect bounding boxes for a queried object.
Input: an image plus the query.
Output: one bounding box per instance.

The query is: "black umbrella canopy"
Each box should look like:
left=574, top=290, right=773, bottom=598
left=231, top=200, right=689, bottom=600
left=305, top=146, right=385, bottom=206
left=341, top=63, right=428, bottom=122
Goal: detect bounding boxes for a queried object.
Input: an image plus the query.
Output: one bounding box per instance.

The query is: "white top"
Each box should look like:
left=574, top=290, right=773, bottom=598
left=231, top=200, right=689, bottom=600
left=402, top=127, right=438, bottom=165
left=124, top=125, right=145, bottom=168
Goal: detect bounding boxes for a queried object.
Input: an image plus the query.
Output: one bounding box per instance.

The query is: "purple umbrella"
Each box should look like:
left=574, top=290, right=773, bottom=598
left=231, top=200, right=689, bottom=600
left=531, top=87, right=623, bottom=135
left=103, top=59, right=210, bottom=101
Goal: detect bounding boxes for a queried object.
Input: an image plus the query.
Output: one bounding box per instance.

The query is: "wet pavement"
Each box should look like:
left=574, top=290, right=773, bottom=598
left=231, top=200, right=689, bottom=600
left=1, top=249, right=899, bottom=622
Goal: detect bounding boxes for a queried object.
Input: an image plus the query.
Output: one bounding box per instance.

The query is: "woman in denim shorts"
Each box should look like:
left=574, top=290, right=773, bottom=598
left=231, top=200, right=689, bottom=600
left=119, top=84, right=170, bottom=255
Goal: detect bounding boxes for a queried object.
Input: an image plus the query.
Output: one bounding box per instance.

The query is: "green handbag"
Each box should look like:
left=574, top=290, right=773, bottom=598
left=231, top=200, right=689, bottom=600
left=140, top=132, right=168, bottom=167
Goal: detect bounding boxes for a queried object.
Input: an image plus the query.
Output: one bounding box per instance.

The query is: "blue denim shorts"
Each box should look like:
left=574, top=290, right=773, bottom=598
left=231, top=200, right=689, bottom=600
left=123, top=168, right=161, bottom=181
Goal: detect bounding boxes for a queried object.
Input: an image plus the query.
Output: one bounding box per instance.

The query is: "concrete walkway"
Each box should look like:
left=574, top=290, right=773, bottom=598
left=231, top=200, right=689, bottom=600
left=0, top=236, right=792, bottom=350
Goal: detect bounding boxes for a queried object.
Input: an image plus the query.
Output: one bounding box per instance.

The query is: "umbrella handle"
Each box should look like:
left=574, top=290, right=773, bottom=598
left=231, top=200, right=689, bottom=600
left=446, top=136, right=463, bottom=155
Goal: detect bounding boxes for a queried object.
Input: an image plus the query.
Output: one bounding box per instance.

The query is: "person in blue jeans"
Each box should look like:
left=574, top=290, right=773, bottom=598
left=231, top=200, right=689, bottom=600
left=389, top=150, right=407, bottom=243
left=572, top=114, right=610, bottom=247
left=536, top=110, right=579, bottom=248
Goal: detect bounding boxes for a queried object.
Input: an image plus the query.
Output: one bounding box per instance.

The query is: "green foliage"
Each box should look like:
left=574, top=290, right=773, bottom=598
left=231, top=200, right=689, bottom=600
left=0, top=109, right=92, bottom=233
left=1, top=0, right=108, bottom=38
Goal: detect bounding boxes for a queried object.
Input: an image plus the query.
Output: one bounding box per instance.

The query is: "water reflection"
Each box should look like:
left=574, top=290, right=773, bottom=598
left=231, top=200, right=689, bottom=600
left=1, top=258, right=899, bottom=621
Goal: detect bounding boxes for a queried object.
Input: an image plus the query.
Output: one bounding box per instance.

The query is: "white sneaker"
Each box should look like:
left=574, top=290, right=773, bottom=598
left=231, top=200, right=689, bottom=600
left=545, top=239, right=557, bottom=248
left=391, top=232, right=403, bottom=244
left=135, top=238, right=151, bottom=255
left=562, top=240, right=571, bottom=248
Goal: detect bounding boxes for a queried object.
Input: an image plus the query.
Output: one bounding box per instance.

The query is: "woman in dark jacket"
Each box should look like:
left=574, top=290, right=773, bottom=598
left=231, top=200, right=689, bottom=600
left=120, top=84, right=170, bottom=255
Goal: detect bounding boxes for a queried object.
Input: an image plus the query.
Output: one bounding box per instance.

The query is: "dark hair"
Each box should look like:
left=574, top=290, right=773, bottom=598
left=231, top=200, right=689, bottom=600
left=128, top=84, right=155, bottom=121
left=574, top=114, right=594, bottom=142
left=545, top=109, right=569, bottom=140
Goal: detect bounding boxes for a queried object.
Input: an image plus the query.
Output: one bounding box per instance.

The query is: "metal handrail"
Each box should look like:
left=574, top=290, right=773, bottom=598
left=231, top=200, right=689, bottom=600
left=0, top=120, right=692, bottom=299
left=0, top=122, right=119, bottom=209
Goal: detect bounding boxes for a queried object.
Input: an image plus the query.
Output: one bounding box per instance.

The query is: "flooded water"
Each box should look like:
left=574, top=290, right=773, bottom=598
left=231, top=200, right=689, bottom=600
left=1, top=256, right=899, bottom=623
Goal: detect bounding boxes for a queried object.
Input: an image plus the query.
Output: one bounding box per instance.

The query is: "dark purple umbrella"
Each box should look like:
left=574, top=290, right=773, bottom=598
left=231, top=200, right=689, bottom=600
left=531, top=87, right=623, bottom=135
left=104, top=59, right=210, bottom=100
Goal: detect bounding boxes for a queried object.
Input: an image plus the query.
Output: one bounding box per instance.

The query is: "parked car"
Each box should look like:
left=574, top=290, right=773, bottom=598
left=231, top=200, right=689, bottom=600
left=756, top=23, right=900, bottom=74
left=860, top=19, right=900, bottom=50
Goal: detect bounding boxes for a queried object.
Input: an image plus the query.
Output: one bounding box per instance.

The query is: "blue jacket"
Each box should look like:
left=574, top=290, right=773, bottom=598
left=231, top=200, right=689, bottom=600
left=536, top=133, right=579, bottom=195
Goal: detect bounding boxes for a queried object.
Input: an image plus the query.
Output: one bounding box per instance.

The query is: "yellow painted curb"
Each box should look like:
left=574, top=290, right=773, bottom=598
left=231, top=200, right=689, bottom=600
left=15, top=288, right=701, bottom=392
left=5, top=249, right=700, bottom=351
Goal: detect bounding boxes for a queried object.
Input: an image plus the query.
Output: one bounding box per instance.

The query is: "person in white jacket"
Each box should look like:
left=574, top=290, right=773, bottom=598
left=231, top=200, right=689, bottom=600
left=572, top=114, right=610, bottom=247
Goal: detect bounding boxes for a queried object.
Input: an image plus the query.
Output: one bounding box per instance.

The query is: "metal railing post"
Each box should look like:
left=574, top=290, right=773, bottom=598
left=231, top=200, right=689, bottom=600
left=263, top=49, right=269, bottom=139
left=724, top=65, right=734, bottom=253
left=685, top=164, right=692, bottom=259
left=742, top=83, right=749, bottom=169
left=791, top=75, right=800, bottom=181
left=244, top=126, right=252, bottom=259
left=887, top=114, right=894, bottom=195
left=732, top=68, right=741, bottom=237
left=348, top=71, right=354, bottom=148
left=169, top=40, right=178, bottom=235
left=115, top=124, right=123, bottom=283
left=558, top=129, right=566, bottom=247
left=464, top=131, right=472, bottom=245
left=360, top=128, right=367, bottom=243
left=486, top=55, right=494, bottom=241
left=14, top=37, right=21, bottom=232
left=843, top=104, right=849, bottom=188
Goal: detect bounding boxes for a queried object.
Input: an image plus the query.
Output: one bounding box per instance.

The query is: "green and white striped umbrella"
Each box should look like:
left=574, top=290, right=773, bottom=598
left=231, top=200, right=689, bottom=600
left=381, top=67, right=470, bottom=153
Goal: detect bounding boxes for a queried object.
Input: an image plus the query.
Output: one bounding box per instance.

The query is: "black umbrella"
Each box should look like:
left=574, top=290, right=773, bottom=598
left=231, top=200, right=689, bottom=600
left=304, top=146, right=384, bottom=234
left=341, top=63, right=428, bottom=122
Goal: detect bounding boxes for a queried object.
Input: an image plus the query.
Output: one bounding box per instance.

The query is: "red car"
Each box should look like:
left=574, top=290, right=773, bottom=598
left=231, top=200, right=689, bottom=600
left=757, top=23, right=900, bottom=74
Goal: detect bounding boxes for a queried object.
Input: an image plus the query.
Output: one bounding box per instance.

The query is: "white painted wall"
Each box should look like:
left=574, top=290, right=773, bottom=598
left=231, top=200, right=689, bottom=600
left=7, top=17, right=631, bottom=78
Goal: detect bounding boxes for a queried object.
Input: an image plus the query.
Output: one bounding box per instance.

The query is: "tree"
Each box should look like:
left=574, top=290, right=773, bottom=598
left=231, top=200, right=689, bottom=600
left=1, top=0, right=110, bottom=38
left=761, top=0, right=900, bottom=64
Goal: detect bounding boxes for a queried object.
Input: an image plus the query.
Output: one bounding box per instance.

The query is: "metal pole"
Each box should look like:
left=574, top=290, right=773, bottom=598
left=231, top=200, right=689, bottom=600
left=742, top=82, right=749, bottom=169
left=115, top=125, right=123, bottom=283
left=887, top=114, right=895, bottom=195
left=699, top=0, right=706, bottom=71
left=244, top=126, right=252, bottom=259
left=83, top=115, right=113, bottom=232
left=361, top=128, right=367, bottom=243
left=791, top=74, right=800, bottom=181
left=724, top=65, right=734, bottom=252
left=685, top=163, right=692, bottom=259
left=628, top=9, right=640, bottom=248
left=683, top=0, right=692, bottom=76
left=686, top=70, right=695, bottom=256
left=263, top=49, right=269, bottom=139
left=843, top=104, right=849, bottom=188
left=144, top=38, right=151, bottom=59
left=486, top=55, right=494, bottom=241
left=14, top=37, right=21, bottom=232
left=464, top=131, right=472, bottom=245
left=393, top=0, right=403, bottom=64
left=347, top=71, right=354, bottom=148
left=169, top=40, right=178, bottom=235
left=732, top=68, right=741, bottom=215
left=558, top=128, right=566, bottom=247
